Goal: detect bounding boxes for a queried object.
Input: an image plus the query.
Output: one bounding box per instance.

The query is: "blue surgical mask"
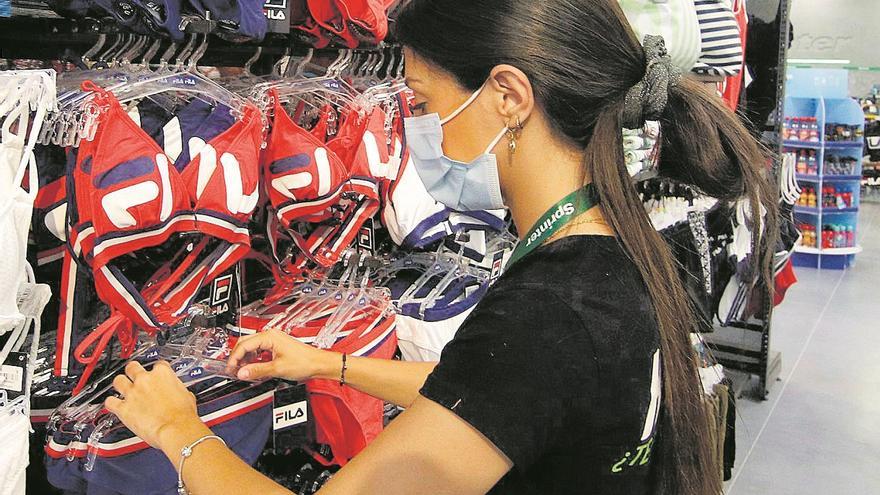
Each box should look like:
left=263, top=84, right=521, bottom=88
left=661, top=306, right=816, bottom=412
left=403, top=84, right=508, bottom=211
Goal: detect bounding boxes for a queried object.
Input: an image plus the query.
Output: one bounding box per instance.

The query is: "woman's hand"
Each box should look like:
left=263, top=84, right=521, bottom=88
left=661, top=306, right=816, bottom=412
left=104, top=361, right=203, bottom=451
left=228, top=329, right=340, bottom=382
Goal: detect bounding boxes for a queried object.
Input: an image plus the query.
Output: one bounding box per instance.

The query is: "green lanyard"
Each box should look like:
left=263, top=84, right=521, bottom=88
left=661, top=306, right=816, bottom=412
left=506, top=184, right=599, bottom=267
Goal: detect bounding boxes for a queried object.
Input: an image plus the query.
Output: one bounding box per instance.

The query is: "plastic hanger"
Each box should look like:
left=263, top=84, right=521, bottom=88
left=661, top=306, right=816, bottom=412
left=312, top=258, right=392, bottom=349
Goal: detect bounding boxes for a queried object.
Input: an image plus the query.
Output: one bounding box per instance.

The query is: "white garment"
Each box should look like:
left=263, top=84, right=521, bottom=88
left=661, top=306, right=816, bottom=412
left=395, top=308, right=474, bottom=362
left=0, top=411, right=29, bottom=495
left=699, top=364, right=726, bottom=396
left=0, top=135, right=37, bottom=334
left=382, top=153, right=448, bottom=247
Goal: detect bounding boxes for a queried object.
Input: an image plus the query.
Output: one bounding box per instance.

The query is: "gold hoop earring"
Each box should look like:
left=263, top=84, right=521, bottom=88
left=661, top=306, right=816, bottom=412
left=506, top=116, right=524, bottom=157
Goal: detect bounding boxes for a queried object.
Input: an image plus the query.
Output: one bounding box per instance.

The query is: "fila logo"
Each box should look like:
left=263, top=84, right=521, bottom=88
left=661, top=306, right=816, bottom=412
left=361, top=131, right=400, bottom=180
left=490, top=255, right=504, bottom=281
left=270, top=148, right=334, bottom=200
left=273, top=400, right=308, bottom=430
left=358, top=223, right=373, bottom=251
left=190, top=137, right=260, bottom=215
left=211, top=274, right=233, bottom=305
left=101, top=154, right=174, bottom=228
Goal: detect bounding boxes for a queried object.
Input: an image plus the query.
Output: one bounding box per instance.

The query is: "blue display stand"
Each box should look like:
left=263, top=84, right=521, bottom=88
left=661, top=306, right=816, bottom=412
left=785, top=69, right=865, bottom=269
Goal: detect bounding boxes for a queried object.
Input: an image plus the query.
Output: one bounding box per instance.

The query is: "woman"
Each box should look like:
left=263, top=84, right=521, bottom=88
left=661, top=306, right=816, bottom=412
left=105, top=1, right=775, bottom=493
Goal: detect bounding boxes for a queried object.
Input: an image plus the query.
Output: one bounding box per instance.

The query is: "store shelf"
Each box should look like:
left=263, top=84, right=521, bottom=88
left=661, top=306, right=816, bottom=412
left=783, top=140, right=822, bottom=149
left=821, top=175, right=863, bottom=181
left=795, top=174, right=820, bottom=182
left=823, top=141, right=865, bottom=150
left=794, top=245, right=862, bottom=255
left=794, top=206, right=859, bottom=214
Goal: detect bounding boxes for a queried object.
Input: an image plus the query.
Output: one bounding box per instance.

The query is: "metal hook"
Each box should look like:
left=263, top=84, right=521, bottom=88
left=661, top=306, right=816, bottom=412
left=358, top=52, right=373, bottom=78
left=121, top=35, right=146, bottom=65
left=336, top=49, right=354, bottom=78
left=174, top=33, right=197, bottom=69
left=395, top=47, right=405, bottom=80
left=371, top=48, right=386, bottom=79
left=243, top=46, right=262, bottom=75
left=140, top=38, right=162, bottom=69
left=109, top=34, right=135, bottom=66
left=326, top=49, right=345, bottom=77
left=82, top=33, right=107, bottom=66
left=158, top=40, right=180, bottom=71
left=96, top=33, right=122, bottom=64
left=384, top=47, right=396, bottom=82
left=293, top=48, right=313, bottom=78
left=272, top=47, right=291, bottom=77
left=187, top=33, right=209, bottom=70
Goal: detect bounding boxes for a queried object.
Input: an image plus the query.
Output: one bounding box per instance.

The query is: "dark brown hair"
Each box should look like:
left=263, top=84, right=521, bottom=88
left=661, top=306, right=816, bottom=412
left=397, top=1, right=777, bottom=494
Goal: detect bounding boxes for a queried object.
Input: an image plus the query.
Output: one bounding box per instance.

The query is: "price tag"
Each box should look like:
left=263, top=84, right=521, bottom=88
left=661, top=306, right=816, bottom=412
left=0, top=351, right=27, bottom=400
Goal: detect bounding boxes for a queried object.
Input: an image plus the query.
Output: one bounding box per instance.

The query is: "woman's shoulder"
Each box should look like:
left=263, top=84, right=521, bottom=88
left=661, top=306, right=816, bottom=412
left=496, top=235, right=652, bottom=314
left=482, top=235, right=659, bottom=353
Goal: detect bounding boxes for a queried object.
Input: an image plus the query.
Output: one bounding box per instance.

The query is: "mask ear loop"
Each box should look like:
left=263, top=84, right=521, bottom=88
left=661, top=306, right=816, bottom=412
left=438, top=83, right=486, bottom=125
left=484, top=126, right=509, bottom=155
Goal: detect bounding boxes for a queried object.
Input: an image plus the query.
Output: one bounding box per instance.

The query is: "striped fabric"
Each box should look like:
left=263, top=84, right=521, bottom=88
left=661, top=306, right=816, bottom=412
left=692, top=0, right=744, bottom=76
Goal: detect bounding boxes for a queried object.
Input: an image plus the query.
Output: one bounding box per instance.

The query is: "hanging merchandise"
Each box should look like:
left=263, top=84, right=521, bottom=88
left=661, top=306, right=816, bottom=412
left=0, top=68, right=56, bottom=495
left=0, top=32, right=519, bottom=493
left=623, top=121, right=660, bottom=180
left=617, top=0, right=703, bottom=72
left=691, top=0, right=744, bottom=77
left=719, top=0, right=748, bottom=111
left=292, top=0, right=397, bottom=48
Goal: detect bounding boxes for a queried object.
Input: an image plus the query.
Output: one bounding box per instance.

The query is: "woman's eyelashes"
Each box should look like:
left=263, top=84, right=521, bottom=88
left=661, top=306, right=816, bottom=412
left=412, top=102, right=428, bottom=115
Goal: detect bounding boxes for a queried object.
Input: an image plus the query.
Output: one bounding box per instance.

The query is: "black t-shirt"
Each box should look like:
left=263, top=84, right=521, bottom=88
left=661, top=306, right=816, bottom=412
left=420, top=235, right=662, bottom=494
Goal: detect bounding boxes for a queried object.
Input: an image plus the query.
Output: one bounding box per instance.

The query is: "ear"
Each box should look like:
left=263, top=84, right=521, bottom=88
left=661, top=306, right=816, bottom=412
left=486, top=64, right=535, bottom=125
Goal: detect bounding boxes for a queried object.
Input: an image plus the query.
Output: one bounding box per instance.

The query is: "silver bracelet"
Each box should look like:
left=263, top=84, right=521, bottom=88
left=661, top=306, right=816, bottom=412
left=177, top=434, right=227, bottom=495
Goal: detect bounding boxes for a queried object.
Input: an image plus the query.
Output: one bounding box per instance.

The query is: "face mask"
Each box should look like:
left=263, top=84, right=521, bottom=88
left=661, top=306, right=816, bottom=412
left=403, top=84, right=508, bottom=211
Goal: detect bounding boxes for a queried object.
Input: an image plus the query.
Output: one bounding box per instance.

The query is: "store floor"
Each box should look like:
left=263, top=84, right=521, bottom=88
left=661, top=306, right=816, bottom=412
left=724, top=203, right=880, bottom=494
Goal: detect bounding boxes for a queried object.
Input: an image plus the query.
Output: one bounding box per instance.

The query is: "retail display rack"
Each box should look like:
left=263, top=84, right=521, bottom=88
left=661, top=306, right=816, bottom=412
left=703, top=0, right=791, bottom=401
left=785, top=69, right=865, bottom=269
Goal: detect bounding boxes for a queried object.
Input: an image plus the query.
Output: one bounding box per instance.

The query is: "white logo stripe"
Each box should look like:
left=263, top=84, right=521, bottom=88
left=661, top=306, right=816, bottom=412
left=641, top=349, right=662, bottom=441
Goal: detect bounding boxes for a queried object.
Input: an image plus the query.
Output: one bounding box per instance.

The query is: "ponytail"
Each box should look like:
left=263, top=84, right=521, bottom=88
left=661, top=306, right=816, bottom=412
left=586, top=100, right=719, bottom=495
left=587, top=73, right=777, bottom=495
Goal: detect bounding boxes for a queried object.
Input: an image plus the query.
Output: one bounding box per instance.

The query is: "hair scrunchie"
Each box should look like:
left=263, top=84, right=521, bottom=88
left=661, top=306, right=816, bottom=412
left=623, top=35, right=683, bottom=129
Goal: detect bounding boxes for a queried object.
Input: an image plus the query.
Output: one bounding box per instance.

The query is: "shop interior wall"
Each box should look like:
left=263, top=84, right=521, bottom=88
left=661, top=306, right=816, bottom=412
left=788, top=0, right=880, bottom=96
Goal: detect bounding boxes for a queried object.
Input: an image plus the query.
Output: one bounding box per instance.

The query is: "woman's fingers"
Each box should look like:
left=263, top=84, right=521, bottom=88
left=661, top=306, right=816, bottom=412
left=228, top=331, right=277, bottom=368
left=112, top=374, right=133, bottom=396
left=124, top=360, right=147, bottom=381
left=237, top=361, right=276, bottom=381
left=104, top=395, right=123, bottom=414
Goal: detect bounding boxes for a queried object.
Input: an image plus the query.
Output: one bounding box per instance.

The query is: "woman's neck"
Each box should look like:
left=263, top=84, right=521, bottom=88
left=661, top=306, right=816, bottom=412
left=504, top=139, right=590, bottom=239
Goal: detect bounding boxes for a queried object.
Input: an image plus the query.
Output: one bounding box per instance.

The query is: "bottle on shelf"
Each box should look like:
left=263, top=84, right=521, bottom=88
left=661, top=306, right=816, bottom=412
left=834, top=226, right=845, bottom=248
left=797, top=223, right=815, bottom=248
left=821, top=225, right=832, bottom=249
left=796, top=150, right=806, bottom=174
left=782, top=117, right=792, bottom=140
left=846, top=226, right=855, bottom=247
left=791, top=118, right=802, bottom=141
left=808, top=150, right=818, bottom=174
left=809, top=117, right=820, bottom=142
left=822, top=185, right=835, bottom=208
left=799, top=117, right=812, bottom=141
